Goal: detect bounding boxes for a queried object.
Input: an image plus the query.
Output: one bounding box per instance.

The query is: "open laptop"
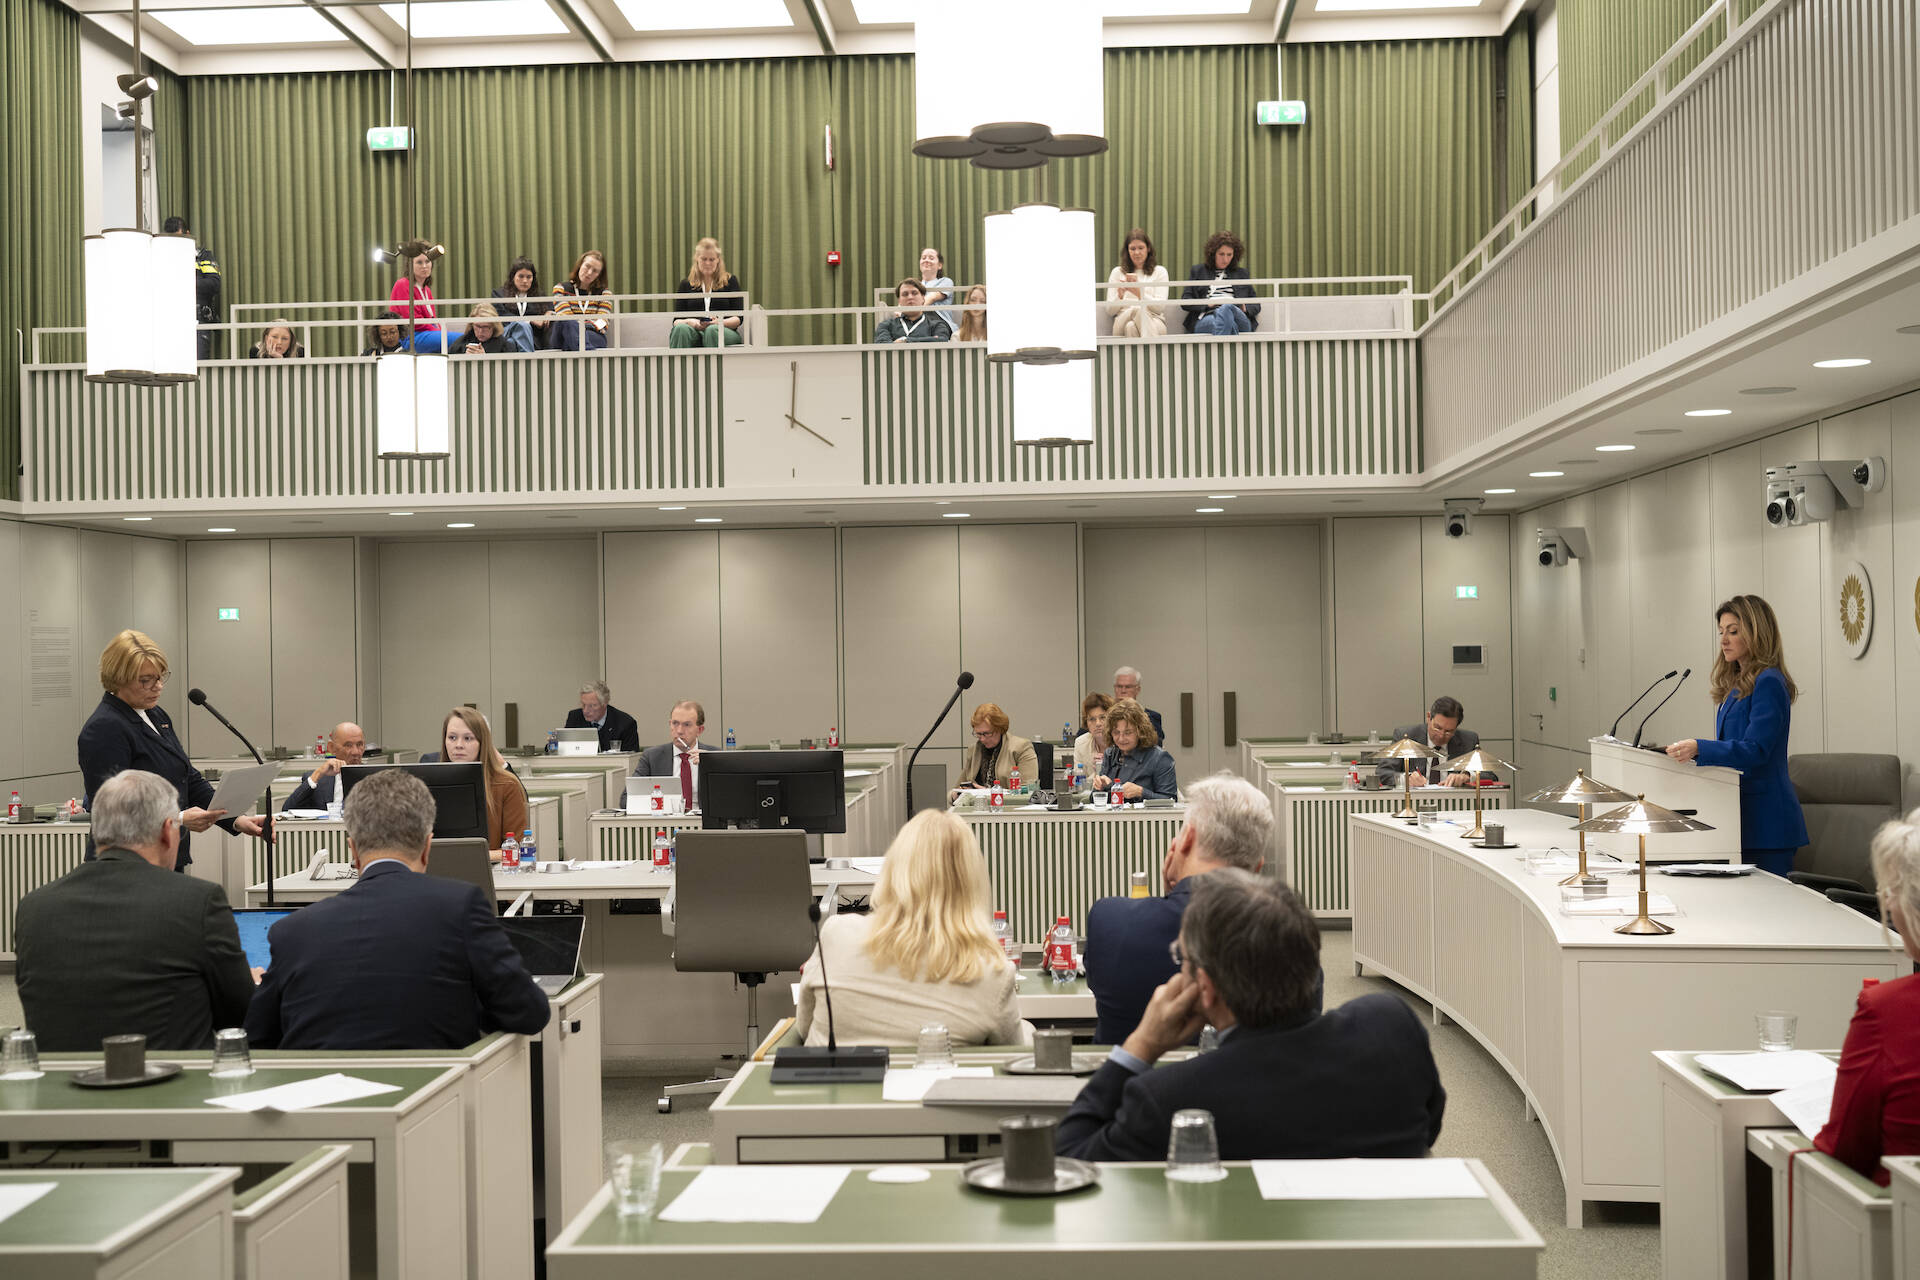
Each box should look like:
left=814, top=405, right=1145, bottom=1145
left=554, top=727, right=601, bottom=757
left=500, top=915, right=585, bottom=996
left=625, top=775, right=684, bottom=813
left=231, top=907, right=297, bottom=971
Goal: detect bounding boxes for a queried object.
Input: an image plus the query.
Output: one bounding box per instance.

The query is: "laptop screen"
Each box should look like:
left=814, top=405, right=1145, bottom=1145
left=231, top=908, right=296, bottom=971
left=499, top=915, right=585, bottom=980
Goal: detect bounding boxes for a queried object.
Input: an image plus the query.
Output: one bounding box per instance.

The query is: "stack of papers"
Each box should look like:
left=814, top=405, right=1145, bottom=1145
left=658, top=1166, right=851, bottom=1223
left=847, top=857, right=886, bottom=875
left=205, top=1073, right=402, bottom=1112
left=1250, top=1158, right=1487, bottom=1200
left=1772, top=1077, right=1838, bottom=1139
left=1561, top=893, right=1677, bottom=917
left=881, top=1067, right=992, bottom=1102
left=1694, top=1051, right=1836, bottom=1092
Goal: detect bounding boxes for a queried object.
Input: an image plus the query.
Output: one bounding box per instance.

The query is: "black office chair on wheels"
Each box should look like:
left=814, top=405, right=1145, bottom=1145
left=658, top=829, right=817, bottom=1113
left=1034, top=741, right=1055, bottom=791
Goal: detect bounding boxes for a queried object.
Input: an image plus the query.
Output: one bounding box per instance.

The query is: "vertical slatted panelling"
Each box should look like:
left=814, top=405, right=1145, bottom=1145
left=591, top=816, right=704, bottom=863
left=0, top=827, right=92, bottom=956
left=969, top=812, right=1184, bottom=944
left=1424, top=0, right=1918, bottom=467
left=263, top=822, right=350, bottom=888
left=1284, top=792, right=1504, bottom=918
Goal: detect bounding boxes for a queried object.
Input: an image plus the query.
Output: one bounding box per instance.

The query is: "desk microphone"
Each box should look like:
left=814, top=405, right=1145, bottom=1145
left=1631, top=668, right=1691, bottom=748
left=1606, top=670, right=1677, bottom=743
left=905, top=671, right=974, bottom=815
left=770, top=902, right=889, bottom=1083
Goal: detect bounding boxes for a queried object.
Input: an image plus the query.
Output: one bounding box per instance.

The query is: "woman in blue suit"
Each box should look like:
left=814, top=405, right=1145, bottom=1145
left=1664, top=595, right=1808, bottom=875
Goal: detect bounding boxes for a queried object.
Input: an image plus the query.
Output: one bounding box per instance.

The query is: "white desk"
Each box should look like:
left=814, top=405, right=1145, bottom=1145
left=0, top=1167, right=240, bottom=1280
left=1276, top=786, right=1506, bottom=919
left=1748, top=1128, right=1891, bottom=1280
left=1351, top=808, right=1899, bottom=1227
left=1881, top=1156, right=1920, bottom=1280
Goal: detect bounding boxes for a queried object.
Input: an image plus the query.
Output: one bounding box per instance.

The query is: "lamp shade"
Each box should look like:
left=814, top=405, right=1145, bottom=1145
left=377, top=353, right=450, bottom=459
left=1573, top=795, right=1715, bottom=835
left=1373, top=736, right=1443, bottom=764
left=1525, top=769, right=1633, bottom=807
left=1445, top=748, right=1516, bottom=776
left=985, top=204, right=1096, bottom=365
left=148, top=233, right=199, bottom=381
left=1013, top=360, right=1093, bottom=447
left=914, top=0, right=1105, bottom=168
left=86, top=229, right=197, bottom=385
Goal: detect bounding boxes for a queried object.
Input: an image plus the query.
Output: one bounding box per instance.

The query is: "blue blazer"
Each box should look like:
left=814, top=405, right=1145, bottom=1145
left=244, top=860, right=550, bottom=1050
left=1692, top=667, right=1808, bottom=852
left=282, top=770, right=337, bottom=811
left=1085, top=880, right=1191, bottom=1045
left=77, top=692, right=233, bottom=869
left=1099, top=745, right=1178, bottom=799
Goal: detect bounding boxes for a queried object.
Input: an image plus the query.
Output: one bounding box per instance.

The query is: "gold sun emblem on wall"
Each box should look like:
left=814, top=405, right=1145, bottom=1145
left=1840, top=574, right=1868, bottom=646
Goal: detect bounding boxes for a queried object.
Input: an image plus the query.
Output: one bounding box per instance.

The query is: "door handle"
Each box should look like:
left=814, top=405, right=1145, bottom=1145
left=1223, top=691, right=1237, bottom=748
left=1180, top=692, right=1194, bottom=750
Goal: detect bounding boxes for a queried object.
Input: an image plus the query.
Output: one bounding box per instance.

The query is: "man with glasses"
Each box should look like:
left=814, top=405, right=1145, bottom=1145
left=1055, top=869, right=1445, bottom=1162
left=636, top=700, right=722, bottom=809
left=1112, top=667, right=1164, bottom=744
left=564, top=679, right=640, bottom=753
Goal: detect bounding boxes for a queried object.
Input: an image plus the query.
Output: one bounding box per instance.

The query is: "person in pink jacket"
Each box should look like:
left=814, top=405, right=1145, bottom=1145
left=388, top=251, right=446, bottom=353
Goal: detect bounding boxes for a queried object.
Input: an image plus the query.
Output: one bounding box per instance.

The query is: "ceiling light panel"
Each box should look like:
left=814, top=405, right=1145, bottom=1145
left=855, top=0, right=1250, bottom=18
left=613, top=0, right=793, bottom=30
left=150, top=7, right=348, bottom=45
left=1315, top=0, right=1480, bottom=10
left=379, top=0, right=568, bottom=38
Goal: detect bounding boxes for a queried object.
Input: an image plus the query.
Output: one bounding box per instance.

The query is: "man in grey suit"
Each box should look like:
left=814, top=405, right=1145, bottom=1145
left=635, top=699, right=719, bottom=808
left=15, top=770, right=256, bottom=1051
left=1375, top=695, right=1483, bottom=788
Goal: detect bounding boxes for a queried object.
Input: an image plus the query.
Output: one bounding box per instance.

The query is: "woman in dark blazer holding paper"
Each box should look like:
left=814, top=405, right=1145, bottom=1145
left=77, top=630, right=270, bottom=871
left=1664, top=595, right=1808, bottom=875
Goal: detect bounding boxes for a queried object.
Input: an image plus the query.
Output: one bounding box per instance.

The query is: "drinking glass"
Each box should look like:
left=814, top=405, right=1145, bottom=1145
left=1756, top=1011, right=1798, bottom=1052
left=915, top=1024, right=955, bottom=1070
left=1, top=1030, right=42, bottom=1080
left=210, top=1027, right=254, bottom=1078
left=1165, top=1108, right=1227, bottom=1182
left=606, top=1139, right=664, bottom=1220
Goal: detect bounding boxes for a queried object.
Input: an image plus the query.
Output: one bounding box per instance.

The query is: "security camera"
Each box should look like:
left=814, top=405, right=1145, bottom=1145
left=1442, top=497, right=1484, bottom=539
left=1763, top=458, right=1884, bottom=527
left=1536, top=526, right=1591, bottom=568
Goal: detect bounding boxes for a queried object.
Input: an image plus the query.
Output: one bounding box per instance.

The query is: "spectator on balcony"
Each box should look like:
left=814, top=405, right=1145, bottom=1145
left=670, top=238, right=746, bottom=349
left=456, top=304, right=514, bottom=355
left=549, top=250, right=612, bottom=353
left=362, top=311, right=409, bottom=357
left=248, top=321, right=305, bottom=359
left=873, top=279, right=952, bottom=344
left=1109, top=227, right=1170, bottom=338
left=388, top=250, right=447, bottom=353
left=916, top=247, right=957, bottom=339
left=1181, top=231, right=1260, bottom=338
left=954, top=284, right=988, bottom=343
left=492, top=257, right=551, bottom=352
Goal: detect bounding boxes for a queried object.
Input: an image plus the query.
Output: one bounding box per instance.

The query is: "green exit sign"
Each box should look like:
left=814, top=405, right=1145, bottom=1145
left=1455, top=585, right=1478, bottom=599
left=1256, top=100, right=1307, bottom=126
left=217, top=608, right=240, bottom=621
left=366, top=126, right=413, bottom=152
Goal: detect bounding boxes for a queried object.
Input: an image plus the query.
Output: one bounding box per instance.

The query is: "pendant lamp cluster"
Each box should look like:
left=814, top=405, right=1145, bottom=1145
left=916, top=1, right=1105, bottom=448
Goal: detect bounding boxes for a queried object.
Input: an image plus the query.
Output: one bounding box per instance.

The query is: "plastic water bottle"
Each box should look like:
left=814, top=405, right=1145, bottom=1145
left=519, top=828, right=537, bottom=873
left=313, top=733, right=326, bottom=759
left=545, top=729, right=558, bottom=755
left=990, top=780, right=1005, bottom=809
left=725, top=727, right=737, bottom=750
left=991, top=910, right=1015, bottom=963
left=1346, top=761, right=1360, bottom=790
left=1062, top=721, right=1073, bottom=747
left=651, top=782, right=665, bottom=812
left=1109, top=784, right=1125, bottom=808
left=500, top=831, right=519, bottom=871
left=1009, top=767, right=1022, bottom=793
left=827, top=726, right=840, bottom=748
left=652, top=828, right=672, bottom=870
left=668, top=827, right=678, bottom=866
left=1047, top=917, right=1076, bottom=985
left=6, top=792, right=18, bottom=820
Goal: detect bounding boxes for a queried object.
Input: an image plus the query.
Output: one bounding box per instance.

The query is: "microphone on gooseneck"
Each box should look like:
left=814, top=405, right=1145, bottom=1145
left=1632, top=668, right=1692, bottom=749
left=808, top=902, right=838, bottom=1053
left=1608, top=670, right=1677, bottom=742
left=906, top=671, right=976, bottom=814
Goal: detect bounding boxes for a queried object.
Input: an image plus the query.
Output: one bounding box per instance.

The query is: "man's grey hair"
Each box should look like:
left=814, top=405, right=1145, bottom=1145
left=1183, top=772, right=1272, bottom=871
left=91, top=770, right=182, bottom=853
left=1180, top=868, right=1320, bottom=1029
left=580, top=680, right=610, bottom=701
left=1113, top=666, right=1142, bottom=683
left=344, top=768, right=435, bottom=860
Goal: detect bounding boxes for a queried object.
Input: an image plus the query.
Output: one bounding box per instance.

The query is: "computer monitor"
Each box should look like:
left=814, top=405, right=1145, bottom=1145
left=699, top=749, right=847, bottom=835
left=231, top=907, right=296, bottom=971
left=340, top=762, right=489, bottom=840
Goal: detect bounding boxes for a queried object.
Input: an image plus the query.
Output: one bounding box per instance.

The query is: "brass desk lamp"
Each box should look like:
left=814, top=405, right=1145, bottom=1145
left=1442, top=747, right=1517, bottom=840
left=1374, top=737, right=1443, bottom=818
left=1573, top=794, right=1714, bottom=935
left=1526, top=769, right=1634, bottom=888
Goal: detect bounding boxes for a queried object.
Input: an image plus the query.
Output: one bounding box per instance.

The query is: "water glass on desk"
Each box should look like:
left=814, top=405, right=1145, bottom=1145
left=915, top=1024, right=955, bottom=1070
left=210, top=1027, right=254, bottom=1078
left=606, top=1140, right=664, bottom=1221
left=1756, top=1010, right=1798, bottom=1052
left=1, top=1029, right=42, bottom=1080
left=1165, top=1109, right=1227, bottom=1182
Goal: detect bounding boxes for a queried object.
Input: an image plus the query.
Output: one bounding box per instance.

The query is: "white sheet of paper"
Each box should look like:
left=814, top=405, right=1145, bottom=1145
left=205, top=1072, right=403, bottom=1113
left=848, top=857, right=886, bottom=875
left=0, top=1181, right=57, bottom=1226
left=881, top=1066, right=993, bottom=1102
left=279, top=808, right=330, bottom=820
left=207, top=762, right=284, bottom=817
left=1694, top=1051, right=1838, bottom=1093
left=1561, top=893, right=1677, bottom=916
left=1251, top=1158, right=1487, bottom=1200
left=657, top=1166, right=851, bottom=1223
left=1772, top=1077, right=1839, bottom=1138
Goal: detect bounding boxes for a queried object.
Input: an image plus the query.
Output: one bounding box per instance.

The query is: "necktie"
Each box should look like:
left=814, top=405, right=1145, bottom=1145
left=680, top=750, right=694, bottom=807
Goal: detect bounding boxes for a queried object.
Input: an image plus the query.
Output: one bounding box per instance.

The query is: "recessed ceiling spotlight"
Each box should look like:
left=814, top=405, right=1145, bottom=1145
left=1739, top=386, right=1796, bottom=395
left=207, top=527, right=236, bottom=533
left=1636, top=428, right=1683, bottom=436
left=694, top=517, right=724, bottom=524
left=389, top=511, right=414, bottom=517
left=123, top=516, right=153, bottom=522
left=1195, top=507, right=1225, bottom=514
left=1529, top=470, right=1565, bottom=478
left=1813, top=357, right=1871, bottom=368
left=447, top=522, right=475, bottom=529
left=1683, top=409, right=1731, bottom=417
left=1595, top=444, right=1636, bottom=452
left=1483, top=487, right=1516, bottom=495
left=942, top=512, right=971, bottom=519
left=658, top=505, right=687, bottom=511
left=1207, top=494, right=1236, bottom=500
left=934, top=501, right=951, bottom=506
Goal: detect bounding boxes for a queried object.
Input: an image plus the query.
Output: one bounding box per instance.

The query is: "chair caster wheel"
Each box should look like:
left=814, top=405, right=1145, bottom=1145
left=658, top=1097, right=673, bottom=1114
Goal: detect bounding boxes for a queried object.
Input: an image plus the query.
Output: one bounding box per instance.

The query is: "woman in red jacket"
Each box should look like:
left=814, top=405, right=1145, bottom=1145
left=388, top=250, right=446, bottom=353
left=1816, top=812, right=1920, bottom=1183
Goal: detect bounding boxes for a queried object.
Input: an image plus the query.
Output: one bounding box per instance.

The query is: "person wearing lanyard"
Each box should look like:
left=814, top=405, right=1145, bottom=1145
left=1663, top=594, right=1809, bottom=875
left=950, top=703, right=1039, bottom=803
left=874, top=278, right=952, bottom=343
left=669, top=237, right=746, bottom=348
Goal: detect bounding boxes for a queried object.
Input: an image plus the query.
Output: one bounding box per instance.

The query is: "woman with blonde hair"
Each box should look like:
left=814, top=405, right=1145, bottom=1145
left=1665, top=594, right=1808, bottom=874
left=439, top=707, right=528, bottom=858
left=1094, top=698, right=1178, bottom=800
left=794, top=810, right=1021, bottom=1046
left=670, top=237, right=746, bottom=348
left=954, top=284, right=987, bottom=342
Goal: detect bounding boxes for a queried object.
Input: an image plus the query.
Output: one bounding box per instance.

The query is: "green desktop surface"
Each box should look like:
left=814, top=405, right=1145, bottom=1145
left=0, top=1169, right=231, bottom=1247
left=0, top=1064, right=446, bottom=1113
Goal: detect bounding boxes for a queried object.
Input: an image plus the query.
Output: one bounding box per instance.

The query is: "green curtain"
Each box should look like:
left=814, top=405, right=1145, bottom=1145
left=150, top=62, right=189, bottom=229
left=1502, top=16, right=1533, bottom=213
left=0, top=0, right=82, bottom=500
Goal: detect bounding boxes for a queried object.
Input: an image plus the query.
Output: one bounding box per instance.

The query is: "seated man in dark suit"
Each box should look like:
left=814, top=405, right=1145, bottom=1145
left=15, top=769, right=256, bottom=1051
left=283, top=721, right=367, bottom=811
left=632, top=699, right=720, bottom=806
left=1375, top=694, right=1488, bottom=788
left=1112, top=666, right=1164, bottom=745
left=1086, top=772, right=1323, bottom=1045
left=1056, top=869, right=1445, bottom=1162
left=246, top=768, right=550, bottom=1050
left=563, top=680, right=640, bottom=753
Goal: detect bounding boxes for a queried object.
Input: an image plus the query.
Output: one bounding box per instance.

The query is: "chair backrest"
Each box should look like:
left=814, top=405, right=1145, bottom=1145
left=427, top=838, right=496, bottom=901
left=1033, top=741, right=1054, bottom=790
left=671, top=829, right=816, bottom=975
left=1790, top=753, right=1903, bottom=886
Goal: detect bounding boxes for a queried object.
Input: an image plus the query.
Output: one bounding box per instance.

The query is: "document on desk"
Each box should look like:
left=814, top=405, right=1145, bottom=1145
left=1251, top=1158, right=1487, bottom=1200
left=849, top=857, right=887, bottom=875
left=881, top=1066, right=993, bottom=1102
left=207, top=762, right=284, bottom=817
left=1694, top=1051, right=1837, bottom=1093
left=658, top=1166, right=852, bottom=1223
left=1771, top=1077, right=1838, bottom=1138
left=0, top=1181, right=57, bottom=1225
left=206, top=1072, right=403, bottom=1112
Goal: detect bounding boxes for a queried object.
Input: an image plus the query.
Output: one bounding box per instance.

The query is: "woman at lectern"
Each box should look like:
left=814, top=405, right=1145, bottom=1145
left=1663, top=595, right=1807, bottom=875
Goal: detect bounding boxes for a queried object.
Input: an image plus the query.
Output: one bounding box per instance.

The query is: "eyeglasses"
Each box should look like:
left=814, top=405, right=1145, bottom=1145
left=135, top=673, right=168, bottom=689
left=972, top=730, right=998, bottom=739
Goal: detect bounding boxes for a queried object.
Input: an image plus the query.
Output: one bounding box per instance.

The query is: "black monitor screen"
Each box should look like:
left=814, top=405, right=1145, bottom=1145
left=340, top=762, right=490, bottom=840
left=699, top=749, right=847, bottom=835
left=499, top=916, right=585, bottom=978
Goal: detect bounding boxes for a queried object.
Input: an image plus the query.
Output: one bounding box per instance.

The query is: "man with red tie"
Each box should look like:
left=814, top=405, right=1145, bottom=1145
left=637, top=700, right=718, bottom=810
